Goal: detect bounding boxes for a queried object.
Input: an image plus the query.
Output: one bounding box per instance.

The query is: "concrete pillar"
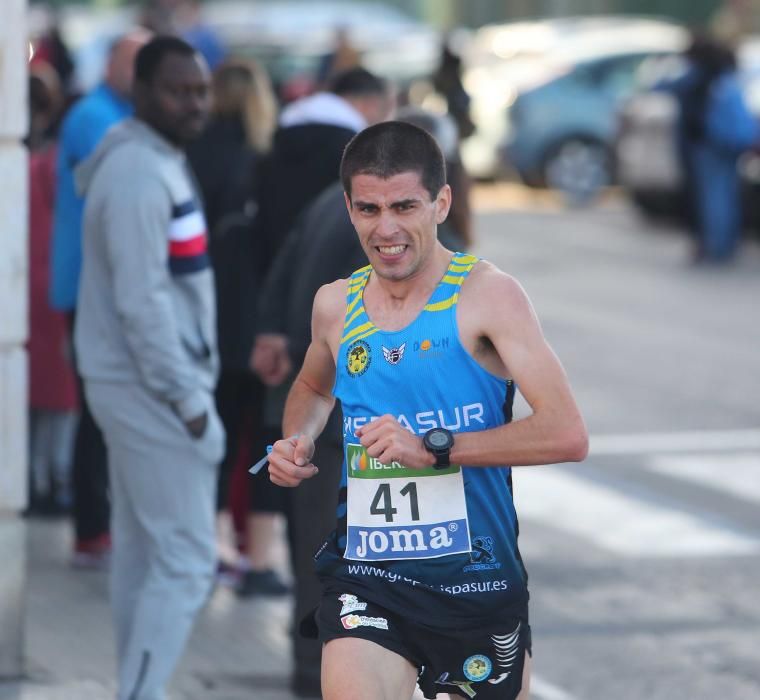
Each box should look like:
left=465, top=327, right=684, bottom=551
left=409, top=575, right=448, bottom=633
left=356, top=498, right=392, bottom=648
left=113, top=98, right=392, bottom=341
left=0, top=0, right=28, bottom=679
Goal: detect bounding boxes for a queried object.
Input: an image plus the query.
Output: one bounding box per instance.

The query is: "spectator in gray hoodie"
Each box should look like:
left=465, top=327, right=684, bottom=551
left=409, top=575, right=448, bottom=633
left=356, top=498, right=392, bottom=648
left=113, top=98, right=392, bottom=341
left=74, top=36, right=222, bottom=700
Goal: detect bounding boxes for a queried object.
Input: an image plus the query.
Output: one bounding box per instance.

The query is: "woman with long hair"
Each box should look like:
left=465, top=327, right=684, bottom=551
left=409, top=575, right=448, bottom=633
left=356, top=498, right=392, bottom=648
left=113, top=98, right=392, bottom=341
left=187, top=59, right=290, bottom=595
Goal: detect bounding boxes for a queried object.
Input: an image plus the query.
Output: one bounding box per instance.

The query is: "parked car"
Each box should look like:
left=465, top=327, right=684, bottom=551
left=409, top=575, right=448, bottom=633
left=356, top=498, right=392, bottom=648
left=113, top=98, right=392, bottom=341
left=460, top=16, right=687, bottom=186
left=462, top=16, right=641, bottom=179
left=615, top=38, right=760, bottom=224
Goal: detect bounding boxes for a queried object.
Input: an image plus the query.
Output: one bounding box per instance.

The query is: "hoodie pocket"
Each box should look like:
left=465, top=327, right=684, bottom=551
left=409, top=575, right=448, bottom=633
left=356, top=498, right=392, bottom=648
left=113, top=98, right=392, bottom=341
left=181, top=320, right=212, bottom=361
left=191, top=399, right=226, bottom=466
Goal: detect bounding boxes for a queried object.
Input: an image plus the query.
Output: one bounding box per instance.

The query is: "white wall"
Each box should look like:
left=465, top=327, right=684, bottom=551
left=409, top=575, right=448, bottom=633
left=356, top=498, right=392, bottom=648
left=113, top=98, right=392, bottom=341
left=0, top=0, right=28, bottom=679
left=0, top=0, right=28, bottom=514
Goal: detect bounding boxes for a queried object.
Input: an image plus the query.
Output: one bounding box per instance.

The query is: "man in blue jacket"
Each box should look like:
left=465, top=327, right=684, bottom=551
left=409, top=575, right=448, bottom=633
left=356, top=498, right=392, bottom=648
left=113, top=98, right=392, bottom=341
left=50, top=29, right=149, bottom=566
left=657, top=34, right=759, bottom=262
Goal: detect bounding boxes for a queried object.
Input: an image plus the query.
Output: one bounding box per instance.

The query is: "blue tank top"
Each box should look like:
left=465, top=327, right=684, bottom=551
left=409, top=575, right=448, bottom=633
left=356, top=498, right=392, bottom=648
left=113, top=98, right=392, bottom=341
left=315, top=253, right=529, bottom=628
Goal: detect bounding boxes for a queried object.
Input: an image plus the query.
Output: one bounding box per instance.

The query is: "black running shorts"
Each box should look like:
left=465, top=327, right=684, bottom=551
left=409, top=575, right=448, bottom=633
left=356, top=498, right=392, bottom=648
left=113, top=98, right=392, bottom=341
left=306, top=589, right=532, bottom=699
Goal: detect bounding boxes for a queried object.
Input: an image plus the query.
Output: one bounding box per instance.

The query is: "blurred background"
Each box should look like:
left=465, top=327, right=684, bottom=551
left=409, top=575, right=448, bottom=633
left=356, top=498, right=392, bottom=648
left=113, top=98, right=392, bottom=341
left=6, top=1, right=760, bottom=699
left=26, top=0, right=760, bottom=214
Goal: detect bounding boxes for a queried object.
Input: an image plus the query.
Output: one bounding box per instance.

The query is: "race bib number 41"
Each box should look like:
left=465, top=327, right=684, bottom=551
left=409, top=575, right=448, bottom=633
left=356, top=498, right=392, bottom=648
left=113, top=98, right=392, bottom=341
left=344, top=443, right=471, bottom=561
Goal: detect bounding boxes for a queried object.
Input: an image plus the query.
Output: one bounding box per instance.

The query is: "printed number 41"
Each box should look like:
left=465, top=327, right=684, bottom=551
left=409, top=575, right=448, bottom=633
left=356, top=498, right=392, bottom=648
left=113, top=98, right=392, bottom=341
left=370, top=482, right=420, bottom=523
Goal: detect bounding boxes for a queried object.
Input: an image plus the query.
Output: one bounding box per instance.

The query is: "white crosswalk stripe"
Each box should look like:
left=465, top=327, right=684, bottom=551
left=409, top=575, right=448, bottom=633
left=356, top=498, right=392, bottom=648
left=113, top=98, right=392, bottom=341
left=590, top=428, right=760, bottom=455
left=647, top=452, right=760, bottom=503
left=512, top=460, right=760, bottom=558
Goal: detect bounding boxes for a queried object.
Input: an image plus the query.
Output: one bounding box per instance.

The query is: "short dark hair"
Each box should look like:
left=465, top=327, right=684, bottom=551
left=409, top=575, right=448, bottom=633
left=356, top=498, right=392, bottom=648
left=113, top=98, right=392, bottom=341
left=341, top=121, right=446, bottom=200
left=135, top=36, right=198, bottom=84
left=328, top=67, right=387, bottom=98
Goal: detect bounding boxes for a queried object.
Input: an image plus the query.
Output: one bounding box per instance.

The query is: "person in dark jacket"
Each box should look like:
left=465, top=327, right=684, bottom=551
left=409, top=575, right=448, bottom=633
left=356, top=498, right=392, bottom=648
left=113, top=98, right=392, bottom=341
left=241, top=68, right=392, bottom=601
left=256, top=67, right=393, bottom=264
left=251, top=108, right=471, bottom=698
left=658, top=33, right=758, bottom=262
left=186, top=58, right=278, bottom=582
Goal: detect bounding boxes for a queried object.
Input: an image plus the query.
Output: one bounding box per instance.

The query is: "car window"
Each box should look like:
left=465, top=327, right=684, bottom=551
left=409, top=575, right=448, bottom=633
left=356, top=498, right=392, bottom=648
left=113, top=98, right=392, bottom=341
left=579, top=54, right=655, bottom=99
left=633, top=54, right=688, bottom=91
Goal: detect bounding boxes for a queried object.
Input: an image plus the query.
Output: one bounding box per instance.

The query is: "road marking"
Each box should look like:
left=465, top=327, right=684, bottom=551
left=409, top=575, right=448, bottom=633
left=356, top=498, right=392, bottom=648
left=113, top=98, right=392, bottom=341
left=513, top=467, right=760, bottom=557
left=531, top=674, right=580, bottom=700
left=590, top=429, right=760, bottom=456
left=648, top=452, right=760, bottom=503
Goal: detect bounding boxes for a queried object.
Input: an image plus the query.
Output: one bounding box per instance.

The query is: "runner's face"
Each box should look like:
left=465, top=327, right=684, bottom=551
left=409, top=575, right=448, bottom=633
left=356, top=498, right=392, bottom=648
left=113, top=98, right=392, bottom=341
left=346, top=172, right=451, bottom=282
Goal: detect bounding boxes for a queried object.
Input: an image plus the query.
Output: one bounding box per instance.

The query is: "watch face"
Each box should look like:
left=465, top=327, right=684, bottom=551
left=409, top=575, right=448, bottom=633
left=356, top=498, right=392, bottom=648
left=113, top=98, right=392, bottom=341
left=428, top=430, right=451, bottom=448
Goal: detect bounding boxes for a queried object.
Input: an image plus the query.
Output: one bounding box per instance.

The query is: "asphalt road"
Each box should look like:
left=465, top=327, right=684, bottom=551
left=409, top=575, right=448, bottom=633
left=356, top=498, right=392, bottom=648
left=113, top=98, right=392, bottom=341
left=470, top=186, right=760, bottom=700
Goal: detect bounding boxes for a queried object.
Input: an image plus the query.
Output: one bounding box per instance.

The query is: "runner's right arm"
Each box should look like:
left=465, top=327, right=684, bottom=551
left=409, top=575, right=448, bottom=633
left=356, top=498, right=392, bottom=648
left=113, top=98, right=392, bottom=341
left=268, top=280, right=346, bottom=487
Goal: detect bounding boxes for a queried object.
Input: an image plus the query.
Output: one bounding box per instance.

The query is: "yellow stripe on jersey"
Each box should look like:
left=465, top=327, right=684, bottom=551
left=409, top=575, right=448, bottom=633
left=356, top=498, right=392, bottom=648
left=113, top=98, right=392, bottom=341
left=350, top=327, right=380, bottom=343
left=441, top=274, right=468, bottom=285
left=424, top=292, right=460, bottom=312
left=452, top=254, right=478, bottom=265
left=345, top=291, right=363, bottom=316
left=341, top=320, right=376, bottom=344
left=343, top=305, right=366, bottom=329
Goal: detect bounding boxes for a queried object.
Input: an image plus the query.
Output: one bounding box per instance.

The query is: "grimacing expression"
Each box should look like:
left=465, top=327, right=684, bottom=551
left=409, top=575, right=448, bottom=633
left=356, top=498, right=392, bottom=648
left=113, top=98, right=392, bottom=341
left=137, top=52, right=211, bottom=145
left=346, top=171, right=451, bottom=282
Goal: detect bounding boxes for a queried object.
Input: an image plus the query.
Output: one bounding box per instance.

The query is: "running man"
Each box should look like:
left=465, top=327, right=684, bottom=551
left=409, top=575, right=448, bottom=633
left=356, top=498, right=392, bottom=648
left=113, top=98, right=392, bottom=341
left=268, top=121, right=588, bottom=700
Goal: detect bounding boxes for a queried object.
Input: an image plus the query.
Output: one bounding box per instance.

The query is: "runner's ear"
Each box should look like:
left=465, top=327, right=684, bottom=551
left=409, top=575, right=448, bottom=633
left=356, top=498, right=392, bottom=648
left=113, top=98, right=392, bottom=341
left=434, top=184, right=452, bottom=224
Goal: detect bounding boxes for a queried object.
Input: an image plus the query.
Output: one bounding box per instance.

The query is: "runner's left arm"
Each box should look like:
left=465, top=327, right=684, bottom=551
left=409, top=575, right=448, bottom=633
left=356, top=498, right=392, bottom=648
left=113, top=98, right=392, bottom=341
left=451, top=264, right=588, bottom=467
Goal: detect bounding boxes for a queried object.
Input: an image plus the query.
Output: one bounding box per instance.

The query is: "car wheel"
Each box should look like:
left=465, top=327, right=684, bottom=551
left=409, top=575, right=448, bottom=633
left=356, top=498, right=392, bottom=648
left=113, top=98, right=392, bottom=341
left=543, top=138, right=612, bottom=204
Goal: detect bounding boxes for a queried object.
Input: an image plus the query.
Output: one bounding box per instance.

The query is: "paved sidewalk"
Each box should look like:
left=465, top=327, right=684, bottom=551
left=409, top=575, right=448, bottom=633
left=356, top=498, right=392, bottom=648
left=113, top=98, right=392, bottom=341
left=0, top=517, right=301, bottom=700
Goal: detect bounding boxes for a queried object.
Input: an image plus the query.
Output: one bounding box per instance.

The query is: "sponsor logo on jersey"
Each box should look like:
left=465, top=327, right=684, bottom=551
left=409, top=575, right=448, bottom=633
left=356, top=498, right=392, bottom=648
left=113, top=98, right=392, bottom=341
left=354, top=525, right=455, bottom=559
left=344, top=403, right=485, bottom=438
left=348, top=449, right=369, bottom=472
left=340, top=613, right=388, bottom=630
left=463, top=535, right=502, bottom=573
left=463, top=654, right=492, bottom=682
left=338, top=593, right=367, bottom=616
left=346, top=340, right=371, bottom=377
left=414, top=337, right=449, bottom=357
left=382, top=343, right=406, bottom=365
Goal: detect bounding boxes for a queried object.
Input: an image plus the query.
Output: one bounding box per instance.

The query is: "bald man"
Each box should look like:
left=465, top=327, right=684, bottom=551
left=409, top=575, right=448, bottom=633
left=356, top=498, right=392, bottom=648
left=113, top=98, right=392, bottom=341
left=50, top=29, right=151, bottom=568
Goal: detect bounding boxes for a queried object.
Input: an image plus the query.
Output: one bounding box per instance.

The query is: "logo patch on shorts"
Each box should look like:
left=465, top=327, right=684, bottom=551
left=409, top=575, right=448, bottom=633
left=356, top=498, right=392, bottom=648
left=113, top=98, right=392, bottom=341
left=347, top=340, right=371, bottom=377
left=463, top=654, right=492, bottom=682
left=487, top=621, right=522, bottom=685
left=338, top=593, right=367, bottom=615
left=341, top=613, right=388, bottom=630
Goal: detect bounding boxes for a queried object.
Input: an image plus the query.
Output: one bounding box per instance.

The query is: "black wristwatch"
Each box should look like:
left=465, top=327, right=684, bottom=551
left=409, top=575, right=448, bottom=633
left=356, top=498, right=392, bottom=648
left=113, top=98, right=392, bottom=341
left=423, top=428, right=455, bottom=469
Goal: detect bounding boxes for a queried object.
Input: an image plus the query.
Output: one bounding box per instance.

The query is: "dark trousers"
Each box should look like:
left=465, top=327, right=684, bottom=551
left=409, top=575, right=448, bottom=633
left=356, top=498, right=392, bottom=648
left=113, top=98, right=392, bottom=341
left=67, top=310, right=110, bottom=543
left=288, top=434, right=343, bottom=683
left=72, top=371, right=110, bottom=542
left=215, top=371, right=264, bottom=512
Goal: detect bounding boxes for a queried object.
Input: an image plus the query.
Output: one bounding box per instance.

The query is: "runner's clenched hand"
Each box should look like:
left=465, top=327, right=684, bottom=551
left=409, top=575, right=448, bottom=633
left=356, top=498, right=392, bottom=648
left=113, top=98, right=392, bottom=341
left=268, top=434, right=319, bottom=487
left=356, top=415, right=435, bottom=469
